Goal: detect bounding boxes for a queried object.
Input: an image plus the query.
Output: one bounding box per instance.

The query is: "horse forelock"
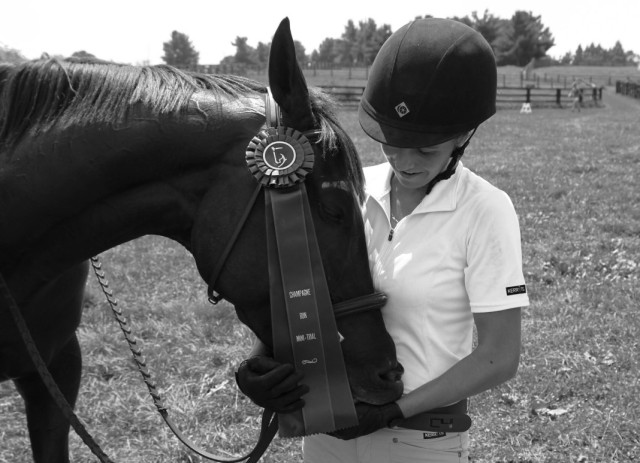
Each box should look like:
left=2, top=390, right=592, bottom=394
left=0, top=58, right=264, bottom=149
left=308, top=88, right=365, bottom=204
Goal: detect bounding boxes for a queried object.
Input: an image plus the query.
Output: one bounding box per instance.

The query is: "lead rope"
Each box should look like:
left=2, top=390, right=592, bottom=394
left=89, top=257, right=166, bottom=414
left=0, top=272, right=115, bottom=463
left=89, top=256, right=278, bottom=463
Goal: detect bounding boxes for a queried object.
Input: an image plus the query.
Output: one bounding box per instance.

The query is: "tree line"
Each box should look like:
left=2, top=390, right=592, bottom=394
left=570, top=43, right=633, bottom=67
left=160, top=10, right=637, bottom=70
left=1, top=10, right=637, bottom=69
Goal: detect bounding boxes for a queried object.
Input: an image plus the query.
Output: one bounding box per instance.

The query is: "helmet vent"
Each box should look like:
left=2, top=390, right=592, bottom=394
left=394, top=102, right=410, bottom=118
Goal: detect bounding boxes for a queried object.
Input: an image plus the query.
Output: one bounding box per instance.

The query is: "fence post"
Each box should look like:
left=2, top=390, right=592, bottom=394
left=526, top=87, right=531, bottom=103
left=592, top=87, right=597, bottom=102
left=556, top=88, right=561, bottom=106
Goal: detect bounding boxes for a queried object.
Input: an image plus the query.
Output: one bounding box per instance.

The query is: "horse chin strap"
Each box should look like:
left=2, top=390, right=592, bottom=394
left=423, top=128, right=477, bottom=196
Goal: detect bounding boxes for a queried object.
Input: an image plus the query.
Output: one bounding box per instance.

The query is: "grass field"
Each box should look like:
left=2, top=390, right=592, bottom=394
left=1, top=91, right=639, bottom=462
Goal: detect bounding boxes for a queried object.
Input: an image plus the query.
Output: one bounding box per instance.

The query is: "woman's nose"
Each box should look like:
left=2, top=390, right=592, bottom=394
left=390, top=150, right=416, bottom=170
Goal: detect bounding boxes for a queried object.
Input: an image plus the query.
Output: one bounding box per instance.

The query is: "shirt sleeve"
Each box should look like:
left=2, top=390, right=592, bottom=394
left=464, top=189, right=529, bottom=313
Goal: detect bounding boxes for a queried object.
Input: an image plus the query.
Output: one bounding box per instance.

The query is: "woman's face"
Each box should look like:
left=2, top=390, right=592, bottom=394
left=381, top=138, right=458, bottom=190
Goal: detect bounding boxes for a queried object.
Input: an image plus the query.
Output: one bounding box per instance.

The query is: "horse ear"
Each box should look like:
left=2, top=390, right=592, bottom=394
left=268, top=17, right=315, bottom=131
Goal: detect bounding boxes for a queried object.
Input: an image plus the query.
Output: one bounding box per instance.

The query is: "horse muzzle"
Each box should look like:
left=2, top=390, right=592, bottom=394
left=350, top=360, right=404, bottom=406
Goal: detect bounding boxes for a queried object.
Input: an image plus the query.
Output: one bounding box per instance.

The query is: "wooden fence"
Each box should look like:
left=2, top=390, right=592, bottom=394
left=506, top=72, right=637, bottom=89
left=317, top=85, right=605, bottom=108
left=616, top=81, right=640, bottom=99
left=190, top=63, right=639, bottom=89
left=498, top=86, right=604, bottom=107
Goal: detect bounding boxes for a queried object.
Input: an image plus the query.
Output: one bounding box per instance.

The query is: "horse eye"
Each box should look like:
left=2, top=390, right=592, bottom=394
left=321, top=203, right=345, bottom=224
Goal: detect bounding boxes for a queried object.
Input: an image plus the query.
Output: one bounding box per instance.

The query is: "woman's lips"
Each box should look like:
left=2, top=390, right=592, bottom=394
left=399, top=171, right=420, bottom=177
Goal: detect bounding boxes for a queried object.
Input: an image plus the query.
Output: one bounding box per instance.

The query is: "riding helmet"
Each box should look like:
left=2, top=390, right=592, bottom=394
left=359, top=18, right=497, bottom=148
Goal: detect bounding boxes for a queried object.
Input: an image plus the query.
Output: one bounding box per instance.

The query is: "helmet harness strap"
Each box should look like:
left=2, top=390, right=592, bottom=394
left=424, top=127, right=477, bottom=196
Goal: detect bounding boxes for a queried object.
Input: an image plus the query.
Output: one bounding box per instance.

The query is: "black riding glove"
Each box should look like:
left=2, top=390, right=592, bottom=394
left=235, top=355, right=309, bottom=413
left=329, top=402, right=404, bottom=440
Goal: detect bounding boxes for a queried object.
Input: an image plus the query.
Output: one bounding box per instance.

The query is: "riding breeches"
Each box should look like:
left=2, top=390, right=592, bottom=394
left=303, top=428, right=469, bottom=463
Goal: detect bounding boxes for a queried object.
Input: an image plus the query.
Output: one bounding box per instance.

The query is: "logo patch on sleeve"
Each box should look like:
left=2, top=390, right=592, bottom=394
left=506, top=285, right=527, bottom=296
left=423, top=432, right=446, bottom=439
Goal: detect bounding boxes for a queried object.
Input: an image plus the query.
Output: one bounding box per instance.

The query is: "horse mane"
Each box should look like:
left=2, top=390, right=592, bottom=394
left=0, top=57, right=263, bottom=145
left=0, top=62, right=13, bottom=82
left=0, top=57, right=364, bottom=201
left=0, top=62, right=15, bottom=123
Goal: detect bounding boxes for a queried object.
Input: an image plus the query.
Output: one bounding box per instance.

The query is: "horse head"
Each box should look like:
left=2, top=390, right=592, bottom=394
left=189, top=18, right=403, bottom=405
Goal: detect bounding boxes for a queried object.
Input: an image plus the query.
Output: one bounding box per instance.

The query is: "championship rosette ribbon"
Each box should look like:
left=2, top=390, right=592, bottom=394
left=245, top=89, right=358, bottom=437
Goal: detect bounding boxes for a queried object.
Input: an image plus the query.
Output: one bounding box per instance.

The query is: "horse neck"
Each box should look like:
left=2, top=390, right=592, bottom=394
left=0, top=91, right=264, bottom=246
left=0, top=91, right=265, bottom=302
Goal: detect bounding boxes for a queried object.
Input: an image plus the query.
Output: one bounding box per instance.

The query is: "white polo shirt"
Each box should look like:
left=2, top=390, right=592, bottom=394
left=363, top=162, right=529, bottom=394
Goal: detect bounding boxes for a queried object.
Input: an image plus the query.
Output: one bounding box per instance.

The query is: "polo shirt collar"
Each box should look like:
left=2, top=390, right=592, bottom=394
left=366, top=161, right=463, bottom=213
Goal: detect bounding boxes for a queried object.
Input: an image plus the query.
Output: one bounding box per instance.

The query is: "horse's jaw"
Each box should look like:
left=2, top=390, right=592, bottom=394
left=232, top=302, right=273, bottom=350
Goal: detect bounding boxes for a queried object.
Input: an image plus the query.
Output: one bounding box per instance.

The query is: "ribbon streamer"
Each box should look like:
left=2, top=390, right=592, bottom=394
left=266, top=184, right=358, bottom=437
left=247, top=90, right=357, bottom=437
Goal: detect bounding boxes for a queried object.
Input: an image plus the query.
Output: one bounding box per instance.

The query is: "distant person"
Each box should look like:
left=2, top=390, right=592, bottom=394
left=569, top=80, right=582, bottom=112
left=236, top=18, right=529, bottom=463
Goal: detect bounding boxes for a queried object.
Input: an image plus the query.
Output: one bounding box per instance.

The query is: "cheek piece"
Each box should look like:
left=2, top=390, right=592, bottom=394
left=423, top=128, right=476, bottom=196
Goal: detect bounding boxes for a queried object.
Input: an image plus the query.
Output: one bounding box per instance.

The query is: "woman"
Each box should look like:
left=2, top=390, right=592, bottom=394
left=236, top=18, right=529, bottom=462
left=569, top=80, right=582, bottom=112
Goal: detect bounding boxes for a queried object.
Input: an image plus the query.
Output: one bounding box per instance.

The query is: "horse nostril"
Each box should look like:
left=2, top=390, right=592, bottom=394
left=379, top=363, right=404, bottom=383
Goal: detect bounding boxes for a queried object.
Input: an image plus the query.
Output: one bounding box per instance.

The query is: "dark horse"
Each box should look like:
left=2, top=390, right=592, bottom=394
left=0, top=19, right=403, bottom=463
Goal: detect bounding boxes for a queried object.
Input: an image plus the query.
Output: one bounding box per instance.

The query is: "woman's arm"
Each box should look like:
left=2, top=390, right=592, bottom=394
left=397, top=307, right=521, bottom=418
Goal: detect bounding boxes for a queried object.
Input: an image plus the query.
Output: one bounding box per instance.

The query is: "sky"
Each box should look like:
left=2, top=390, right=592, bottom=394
left=1, top=0, right=639, bottom=65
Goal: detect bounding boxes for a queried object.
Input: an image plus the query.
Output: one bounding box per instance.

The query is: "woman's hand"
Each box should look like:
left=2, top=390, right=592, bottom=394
left=235, top=355, right=309, bottom=413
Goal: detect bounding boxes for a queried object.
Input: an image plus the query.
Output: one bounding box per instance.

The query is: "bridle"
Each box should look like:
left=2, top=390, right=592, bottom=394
left=206, top=88, right=387, bottom=319
left=0, top=88, right=389, bottom=463
left=204, top=167, right=388, bottom=319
